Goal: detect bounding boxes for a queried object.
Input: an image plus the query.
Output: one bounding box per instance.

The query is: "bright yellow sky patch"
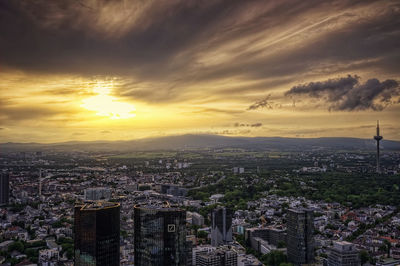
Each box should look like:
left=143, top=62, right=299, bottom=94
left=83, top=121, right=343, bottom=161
left=81, top=80, right=136, bottom=119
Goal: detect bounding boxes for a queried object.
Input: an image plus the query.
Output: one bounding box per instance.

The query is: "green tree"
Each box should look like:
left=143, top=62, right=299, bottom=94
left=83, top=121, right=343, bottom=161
left=277, top=241, right=286, bottom=248
left=384, top=239, right=391, bottom=257
left=8, top=241, right=24, bottom=253
left=197, top=231, right=208, bottom=239
left=121, top=230, right=128, bottom=238
left=261, top=250, right=288, bottom=266
left=360, top=250, right=369, bottom=265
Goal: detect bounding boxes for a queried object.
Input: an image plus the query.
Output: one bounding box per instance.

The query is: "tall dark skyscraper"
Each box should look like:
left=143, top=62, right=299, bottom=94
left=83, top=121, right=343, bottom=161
left=211, top=207, right=233, bottom=247
left=374, top=120, right=383, bottom=173
left=134, top=203, right=187, bottom=266
left=0, top=172, right=9, bottom=206
left=287, top=208, right=314, bottom=266
left=74, top=201, right=120, bottom=266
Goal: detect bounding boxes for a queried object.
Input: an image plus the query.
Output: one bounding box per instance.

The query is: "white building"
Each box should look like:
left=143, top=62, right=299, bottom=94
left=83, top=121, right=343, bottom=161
left=39, top=249, right=59, bottom=265
left=84, top=187, right=111, bottom=200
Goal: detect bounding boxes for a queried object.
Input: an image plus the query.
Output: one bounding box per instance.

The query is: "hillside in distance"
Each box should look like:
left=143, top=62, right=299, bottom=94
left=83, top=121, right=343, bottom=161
left=1, top=134, right=400, bottom=153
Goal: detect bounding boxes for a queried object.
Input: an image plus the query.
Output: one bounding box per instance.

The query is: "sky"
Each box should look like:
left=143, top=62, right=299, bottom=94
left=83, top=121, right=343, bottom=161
left=0, top=0, right=399, bottom=143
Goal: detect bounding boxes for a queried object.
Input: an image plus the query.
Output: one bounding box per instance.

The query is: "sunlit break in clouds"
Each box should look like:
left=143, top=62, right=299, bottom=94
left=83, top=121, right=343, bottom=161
left=0, top=0, right=399, bottom=142
left=81, top=80, right=136, bottom=120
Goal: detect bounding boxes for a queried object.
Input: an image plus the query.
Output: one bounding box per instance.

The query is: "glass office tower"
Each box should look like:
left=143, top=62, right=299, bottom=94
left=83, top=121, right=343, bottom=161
left=211, top=207, right=233, bottom=246
left=0, top=172, right=9, bottom=205
left=134, top=203, right=186, bottom=266
left=287, top=208, right=314, bottom=266
left=74, top=201, right=120, bottom=266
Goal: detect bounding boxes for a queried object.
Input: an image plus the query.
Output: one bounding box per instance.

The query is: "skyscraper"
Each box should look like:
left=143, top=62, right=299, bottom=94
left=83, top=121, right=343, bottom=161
left=134, top=203, right=187, bottom=266
left=38, top=169, right=42, bottom=197
left=327, top=241, right=360, bottom=266
left=74, top=201, right=120, bottom=266
left=0, top=172, right=9, bottom=206
left=287, top=208, right=314, bottom=266
left=84, top=187, right=111, bottom=201
left=211, top=207, right=233, bottom=247
left=374, top=120, right=383, bottom=173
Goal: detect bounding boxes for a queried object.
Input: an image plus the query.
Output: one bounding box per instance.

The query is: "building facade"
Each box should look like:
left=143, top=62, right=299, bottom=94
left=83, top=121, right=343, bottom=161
left=211, top=207, right=233, bottom=247
left=328, top=241, right=360, bottom=266
left=0, top=172, right=9, bottom=205
left=74, top=201, right=120, bottom=266
left=287, top=208, right=314, bottom=266
left=245, top=227, right=287, bottom=247
left=84, top=187, right=111, bottom=201
left=134, top=203, right=187, bottom=266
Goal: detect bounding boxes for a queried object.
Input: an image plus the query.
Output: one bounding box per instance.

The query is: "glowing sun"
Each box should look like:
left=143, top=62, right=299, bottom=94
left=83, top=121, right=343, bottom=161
left=81, top=80, right=136, bottom=119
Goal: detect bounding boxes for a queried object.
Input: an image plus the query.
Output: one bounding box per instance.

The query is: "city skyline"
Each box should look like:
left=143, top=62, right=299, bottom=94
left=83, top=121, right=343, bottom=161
left=0, top=0, right=399, bottom=143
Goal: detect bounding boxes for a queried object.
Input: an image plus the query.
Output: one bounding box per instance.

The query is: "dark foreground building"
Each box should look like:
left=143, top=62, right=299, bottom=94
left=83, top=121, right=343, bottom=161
left=0, top=172, right=9, bottom=205
left=134, top=203, right=186, bottom=266
left=74, top=201, right=120, bottom=266
left=287, top=208, right=314, bottom=266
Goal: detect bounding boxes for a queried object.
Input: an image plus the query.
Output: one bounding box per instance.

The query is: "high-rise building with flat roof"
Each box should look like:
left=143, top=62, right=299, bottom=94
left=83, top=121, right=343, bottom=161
left=287, top=208, right=314, bottom=266
left=195, top=247, right=237, bottom=266
left=84, top=187, right=111, bottom=201
left=0, top=172, right=9, bottom=205
left=328, top=241, right=360, bottom=266
left=134, top=203, right=187, bottom=266
left=74, top=201, right=120, bottom=266
left=211, top=207, right=233, bottom=247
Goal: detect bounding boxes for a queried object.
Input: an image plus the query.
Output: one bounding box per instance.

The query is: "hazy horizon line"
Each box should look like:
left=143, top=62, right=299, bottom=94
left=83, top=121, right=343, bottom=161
left=1, top=133, right=398, bottom=146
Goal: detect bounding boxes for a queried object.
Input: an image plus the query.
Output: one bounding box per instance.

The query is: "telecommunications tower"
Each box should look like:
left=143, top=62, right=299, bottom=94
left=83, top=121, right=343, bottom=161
left=373, top=120, right=383, bottom=173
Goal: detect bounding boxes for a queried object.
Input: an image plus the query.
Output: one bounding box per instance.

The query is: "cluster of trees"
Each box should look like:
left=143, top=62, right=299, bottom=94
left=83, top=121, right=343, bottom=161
left=52, top=217, right=73, bottom=228
left=1, top=240, right=46, bottom=264
left=235, top=235, right=291, bottom=266
left=56, top=237, right=74, bottom=259
left=0, top=237, right=74, bottom=265
left=260, top=250, right=292, bottom=266
left=275, top=172, right=400, bottom=208
left=188, top=174, right=271, bottom=210
left=189, top=171, right=400, bottom=209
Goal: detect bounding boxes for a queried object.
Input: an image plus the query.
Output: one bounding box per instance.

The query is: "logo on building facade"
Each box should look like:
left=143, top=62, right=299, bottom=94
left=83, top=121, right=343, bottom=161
left=168, top=224, right=176, bottom=232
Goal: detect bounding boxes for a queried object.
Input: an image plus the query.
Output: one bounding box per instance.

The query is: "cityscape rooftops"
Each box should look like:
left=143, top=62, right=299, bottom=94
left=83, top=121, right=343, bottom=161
left=134, top=202, right=183, bottom=211
left=331, top=241, right=357, bottom=251
left=288, top=208, right=313, bottom=213
left=75, top=201, right=120, bottom=211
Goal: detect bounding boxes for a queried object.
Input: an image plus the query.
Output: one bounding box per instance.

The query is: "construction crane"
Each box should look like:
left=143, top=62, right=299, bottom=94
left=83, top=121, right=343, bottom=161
left=260, top=215, right=267, bottom=227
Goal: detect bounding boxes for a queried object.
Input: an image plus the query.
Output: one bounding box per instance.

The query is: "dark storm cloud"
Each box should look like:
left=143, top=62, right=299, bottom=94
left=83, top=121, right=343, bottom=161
left=0, top=105, right=65, bottom=121
left=247, top=95, right=273, bottom=110
left=251, top=123, right=262, bottom=127
left=186, top=107, right=244, bottom=115
left=285, top=75, right=400, bottom=111
left=0, top=0, right=241, bottom=75
left=0, top=99, right=72, bottom=122
left=234, top=122, right=262, bottom=127
left=1, top=0, right=400, bottom=103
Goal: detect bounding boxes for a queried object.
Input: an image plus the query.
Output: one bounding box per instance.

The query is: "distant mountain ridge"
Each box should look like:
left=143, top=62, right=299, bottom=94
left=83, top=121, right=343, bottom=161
left=1, top=134, right=400, bottom=152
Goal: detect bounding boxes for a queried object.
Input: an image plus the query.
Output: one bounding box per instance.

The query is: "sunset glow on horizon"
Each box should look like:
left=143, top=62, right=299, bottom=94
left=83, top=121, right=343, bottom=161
left=0, top=0, right=399, bottom=143
left=81, top=80, right=136, bottom=120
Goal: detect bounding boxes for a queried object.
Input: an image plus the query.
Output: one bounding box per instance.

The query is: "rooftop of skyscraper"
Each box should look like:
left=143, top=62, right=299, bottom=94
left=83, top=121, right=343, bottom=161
left=75, top=201, right=120, bottom=211
left=134, top=201, right=183, bottom=211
